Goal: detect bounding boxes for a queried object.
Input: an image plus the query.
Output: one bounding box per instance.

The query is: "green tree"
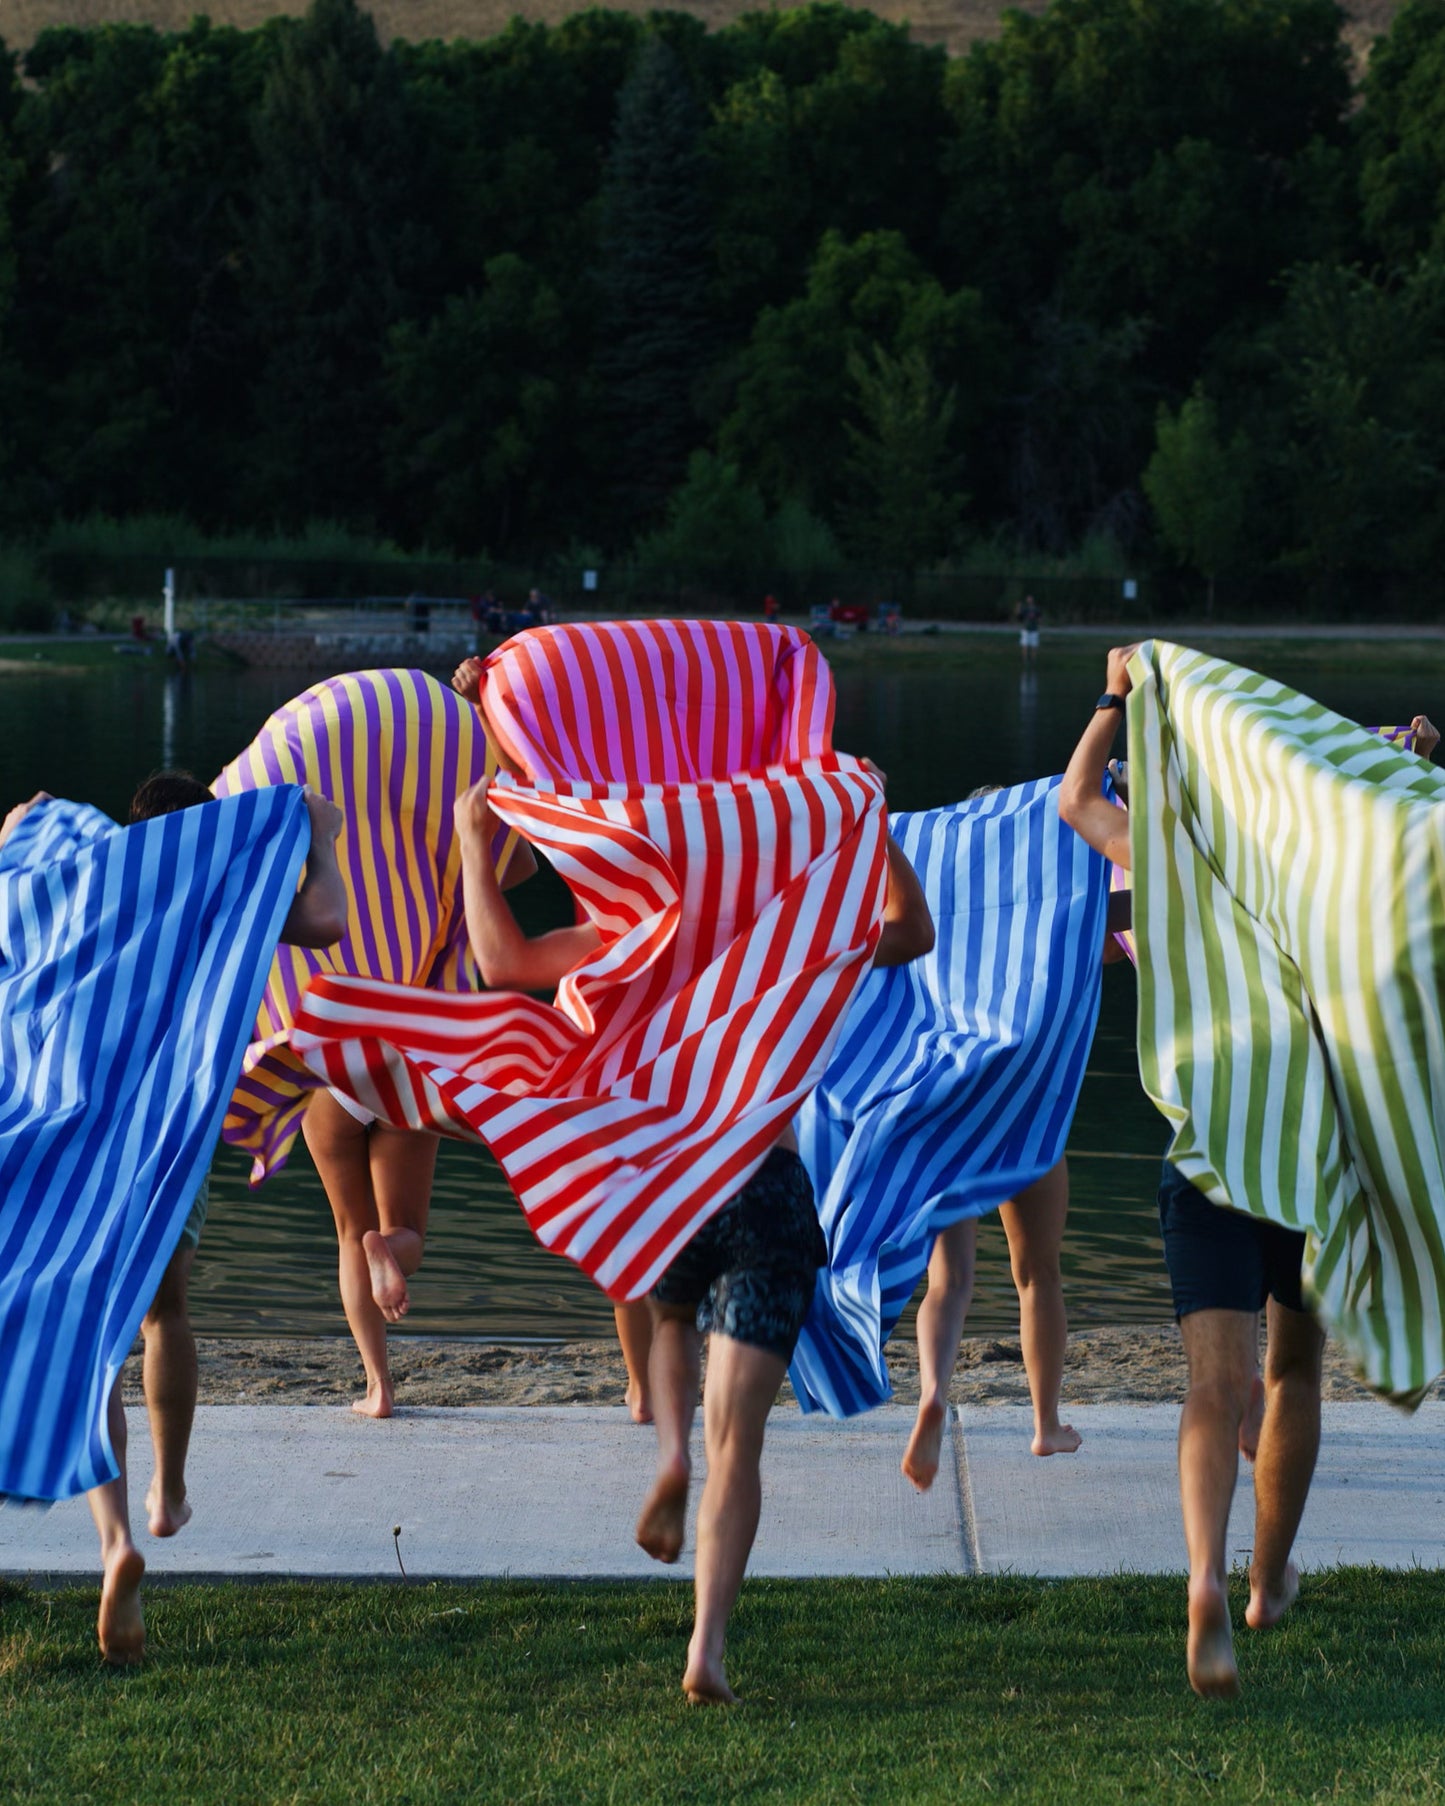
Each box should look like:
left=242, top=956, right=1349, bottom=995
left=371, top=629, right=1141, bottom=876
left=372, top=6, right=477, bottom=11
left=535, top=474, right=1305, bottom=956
left=719, top=230, right=1000, bottom=524
left=631, top=450, right=770, bottom=586
left=1358, top=0, right=1445, bottom=266
left=1143, top=387, right=1250, bottom=610
left=384, top=255, right=567, bottom=554
left=1268, top=262, right=1445, bottom=583
left=596, top=35, right=715, bottom=532
left=843, top=343, right=964, bottom=570
left=239, top=0, right=430, bottom=528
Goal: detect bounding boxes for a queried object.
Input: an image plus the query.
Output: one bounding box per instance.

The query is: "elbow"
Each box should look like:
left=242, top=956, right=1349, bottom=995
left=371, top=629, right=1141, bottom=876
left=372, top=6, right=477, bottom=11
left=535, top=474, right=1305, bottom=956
left=872, top=906, right=935, bottom=968
left=1057, top=782, right=1083, bottom=830
left=291, top=904, right=347, bottom=949
left=907, top=914, right=936, bottom=962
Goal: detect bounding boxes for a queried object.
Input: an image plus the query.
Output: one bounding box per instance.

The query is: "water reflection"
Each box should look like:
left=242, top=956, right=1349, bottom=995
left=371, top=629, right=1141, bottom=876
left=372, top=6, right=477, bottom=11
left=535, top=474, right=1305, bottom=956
left=2, top=638, right=1428, bottom=1338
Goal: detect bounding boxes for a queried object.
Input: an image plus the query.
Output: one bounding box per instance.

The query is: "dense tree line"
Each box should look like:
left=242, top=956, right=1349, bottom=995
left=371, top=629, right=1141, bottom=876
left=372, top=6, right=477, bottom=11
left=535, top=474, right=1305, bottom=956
left=3, top=0, right=1445, bottom=605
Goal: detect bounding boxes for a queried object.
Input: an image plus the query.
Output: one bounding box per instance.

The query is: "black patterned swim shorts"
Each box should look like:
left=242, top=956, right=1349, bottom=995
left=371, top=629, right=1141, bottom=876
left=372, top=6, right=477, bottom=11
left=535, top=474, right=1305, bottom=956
left=650, top=1148, right=827, bottom=1360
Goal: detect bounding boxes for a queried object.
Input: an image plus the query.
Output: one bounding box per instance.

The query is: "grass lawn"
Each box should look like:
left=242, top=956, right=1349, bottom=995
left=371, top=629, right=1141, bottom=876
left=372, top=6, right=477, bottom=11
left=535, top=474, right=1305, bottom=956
left=3, top=1572, right=1443, bottom=1803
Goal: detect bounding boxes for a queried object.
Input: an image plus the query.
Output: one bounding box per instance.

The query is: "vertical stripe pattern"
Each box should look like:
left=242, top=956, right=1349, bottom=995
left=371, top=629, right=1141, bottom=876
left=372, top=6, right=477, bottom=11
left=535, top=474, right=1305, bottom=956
left=1129, top=641, right=1445, bottom=1404
left=0, top=791, right=309, bottom=1500
left=790, top=779, right=1109, bottom=1416
left=289, top=622, right=887, bottom=1299
left=213, top=669, right=516, bottom=1182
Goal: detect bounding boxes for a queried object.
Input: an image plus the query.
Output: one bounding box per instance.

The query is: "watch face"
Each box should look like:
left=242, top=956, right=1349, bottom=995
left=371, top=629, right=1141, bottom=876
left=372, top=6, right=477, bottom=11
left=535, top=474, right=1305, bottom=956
left=1095, top=692, right=1124, bottom=711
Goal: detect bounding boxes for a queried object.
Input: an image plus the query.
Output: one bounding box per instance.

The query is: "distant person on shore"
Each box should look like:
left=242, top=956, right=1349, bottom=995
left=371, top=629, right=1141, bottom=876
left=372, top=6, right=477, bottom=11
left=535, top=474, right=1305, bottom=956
left=0, top=774, right=346, bottom=1665
left=1016, top=594, right=1042, bottom=665
left=450, top=761, right=933, bottom=1704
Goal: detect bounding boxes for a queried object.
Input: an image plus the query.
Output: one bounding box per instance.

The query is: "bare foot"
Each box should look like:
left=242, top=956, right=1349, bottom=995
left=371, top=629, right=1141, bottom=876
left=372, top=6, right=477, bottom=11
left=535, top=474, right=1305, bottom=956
left=145, top=1482, right=193, bottom=1539
left=625, top=1384, right=654, bottom=1426
left=1187, top=1574, right=1240, bottom=1698
left=901, top=1398, right=946, bottom=1491
left=352, top=1378, right=395, bottom=1418
left=363, top=1231, right=409, bottom=1321
left=1246, top=1559, right=1300, bottom=1630
left=1239, top=1373, right=1265, bottom=1463
left=98, top=1545, right=146, bottom=1665
left=683, top=1654, right=738, bottom=1705
left=1032, top=1420, right=1082, bottom=1457
left=635, top=1456, right=690, bottom=1563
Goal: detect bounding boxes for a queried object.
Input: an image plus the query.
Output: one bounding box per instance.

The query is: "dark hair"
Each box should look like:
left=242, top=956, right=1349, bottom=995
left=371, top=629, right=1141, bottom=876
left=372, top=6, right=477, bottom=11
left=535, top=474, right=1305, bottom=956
left=129, top=769, right=214, bottom=822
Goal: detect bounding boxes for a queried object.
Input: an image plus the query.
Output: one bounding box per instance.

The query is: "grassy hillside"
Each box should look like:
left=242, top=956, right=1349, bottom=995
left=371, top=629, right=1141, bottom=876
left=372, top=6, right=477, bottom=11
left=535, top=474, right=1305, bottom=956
left=0, top=0, right=1402, bottom=63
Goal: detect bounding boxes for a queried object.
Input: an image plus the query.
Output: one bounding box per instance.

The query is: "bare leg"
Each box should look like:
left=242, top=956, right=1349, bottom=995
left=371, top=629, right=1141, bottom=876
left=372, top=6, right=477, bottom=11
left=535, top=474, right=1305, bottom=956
left=636, top=1303, right=700, bottom=1563
left=614, top=1300, right=655, bottom=1423
left=685, top=1333, right=788, bottom=1704
left=1239, top=1367, right=1265, bottom=1463
left=1178, top=1308, right=1257, bottom=1698
left=902, top=1219, right=976, bottom=1491
left=86, top=1380, right=145, bottom=1664
left=303, top=1091, right=393, bottom=1416
left=1246, top=1298, right=1324, bottom=1631
left=141, top=1244, right=197, bottom=1536
left=367, top=1124, right=439, bottom=1323
left=998, top=1159, right=1080, bottom=1456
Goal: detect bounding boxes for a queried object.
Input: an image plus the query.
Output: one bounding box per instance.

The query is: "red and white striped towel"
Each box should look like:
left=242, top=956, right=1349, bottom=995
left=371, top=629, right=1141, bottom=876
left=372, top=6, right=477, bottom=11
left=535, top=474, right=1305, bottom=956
left=292, top=621, right=886, bottom=1298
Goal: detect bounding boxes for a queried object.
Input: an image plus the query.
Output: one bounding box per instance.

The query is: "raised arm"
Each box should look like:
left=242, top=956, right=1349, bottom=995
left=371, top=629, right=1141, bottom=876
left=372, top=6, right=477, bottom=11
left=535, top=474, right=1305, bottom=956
left=455, top=778, right=600, bottom=991
left=1411, top=715, right=1440, bottom=762
left=874, top=833, right=935, bottom=967
left=1058, top=646, right=1136, bottom=872
left=855, top=758, right=934, bottom=968
left=280, top=791, right=349, bottom=947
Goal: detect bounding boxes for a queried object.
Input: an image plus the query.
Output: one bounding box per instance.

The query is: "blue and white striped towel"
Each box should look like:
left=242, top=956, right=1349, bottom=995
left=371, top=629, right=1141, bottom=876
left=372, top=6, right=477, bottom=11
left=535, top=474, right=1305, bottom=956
left=0, top=790, right=310, bottom=1501
left=790, top=778, right=1109, bottom=1416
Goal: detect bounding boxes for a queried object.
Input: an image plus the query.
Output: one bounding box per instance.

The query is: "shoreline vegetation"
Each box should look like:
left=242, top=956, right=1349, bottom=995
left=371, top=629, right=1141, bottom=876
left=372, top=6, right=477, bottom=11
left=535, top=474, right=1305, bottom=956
left=122, top=1325, right=1434, bottom=1410
left=6, top=0, right=1445, bottom=625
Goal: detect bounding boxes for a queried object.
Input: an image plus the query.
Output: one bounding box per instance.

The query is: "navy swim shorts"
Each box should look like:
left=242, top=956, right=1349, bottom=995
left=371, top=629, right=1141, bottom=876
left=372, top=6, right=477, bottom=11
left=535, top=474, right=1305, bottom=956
left=651, top=1148, right=827, bottom=1360
left=1158, top=1158, right=1308, bottom=1318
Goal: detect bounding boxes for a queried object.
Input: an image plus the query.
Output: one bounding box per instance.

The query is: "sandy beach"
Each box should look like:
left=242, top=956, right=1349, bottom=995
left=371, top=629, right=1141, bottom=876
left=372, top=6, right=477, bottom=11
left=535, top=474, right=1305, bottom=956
left=119, top=1325, right=1417, bottom=1412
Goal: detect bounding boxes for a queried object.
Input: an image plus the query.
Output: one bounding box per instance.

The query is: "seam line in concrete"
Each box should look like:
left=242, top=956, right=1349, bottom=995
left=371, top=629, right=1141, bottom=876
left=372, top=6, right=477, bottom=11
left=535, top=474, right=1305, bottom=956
left=952, top=1407, right=981, bottom=1575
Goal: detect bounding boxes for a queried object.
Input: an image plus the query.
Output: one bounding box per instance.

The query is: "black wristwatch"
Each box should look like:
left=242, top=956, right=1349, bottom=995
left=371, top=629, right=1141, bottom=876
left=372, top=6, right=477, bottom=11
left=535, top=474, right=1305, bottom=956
left=1094, top=692, right=1126, bottom=713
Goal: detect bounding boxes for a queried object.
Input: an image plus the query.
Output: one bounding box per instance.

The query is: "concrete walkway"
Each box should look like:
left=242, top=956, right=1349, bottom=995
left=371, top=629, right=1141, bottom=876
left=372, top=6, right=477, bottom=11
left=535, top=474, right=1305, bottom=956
left=5, top=1403, right=1444, bottom=1582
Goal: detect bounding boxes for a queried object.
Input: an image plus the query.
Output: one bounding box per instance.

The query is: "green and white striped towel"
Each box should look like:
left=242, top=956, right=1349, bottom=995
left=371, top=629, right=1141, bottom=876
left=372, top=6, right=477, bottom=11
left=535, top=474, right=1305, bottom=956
left=1128, top=640, right=1445, bottom=1405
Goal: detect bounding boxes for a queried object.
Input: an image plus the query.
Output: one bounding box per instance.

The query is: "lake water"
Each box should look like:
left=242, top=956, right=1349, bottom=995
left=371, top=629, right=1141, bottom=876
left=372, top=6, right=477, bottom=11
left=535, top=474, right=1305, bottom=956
left=1, top=633, right=1430, bottom=1338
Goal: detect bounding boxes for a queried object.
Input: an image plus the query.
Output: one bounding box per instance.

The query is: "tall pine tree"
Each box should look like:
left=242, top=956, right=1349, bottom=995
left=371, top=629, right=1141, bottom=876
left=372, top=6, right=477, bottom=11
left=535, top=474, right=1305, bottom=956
left=239, top=0, right=429, bottom=528
left=595, top=35, right=714, bottom=534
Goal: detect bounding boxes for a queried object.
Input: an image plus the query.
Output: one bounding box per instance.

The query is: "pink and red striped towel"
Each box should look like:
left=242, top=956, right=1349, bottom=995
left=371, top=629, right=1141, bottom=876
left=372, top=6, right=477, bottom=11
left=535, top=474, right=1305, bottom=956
left=292, top=622, right=887, bottom=1298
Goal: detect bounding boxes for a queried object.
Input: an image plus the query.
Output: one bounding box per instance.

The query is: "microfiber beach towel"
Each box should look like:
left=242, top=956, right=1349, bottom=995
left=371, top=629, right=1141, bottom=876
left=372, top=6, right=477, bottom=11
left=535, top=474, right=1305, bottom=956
left=214, top=669, right=518, bottom=1182
left=291, top=621, right=887, bottom=1300
left=1128, top=641, right=1445, bottom=1403
left=0, top=790, right=308, bottom=1500
left=790, top=778, right=1109, bottom=1416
